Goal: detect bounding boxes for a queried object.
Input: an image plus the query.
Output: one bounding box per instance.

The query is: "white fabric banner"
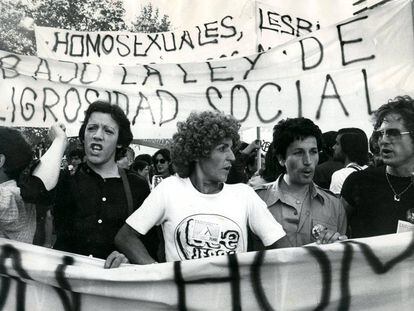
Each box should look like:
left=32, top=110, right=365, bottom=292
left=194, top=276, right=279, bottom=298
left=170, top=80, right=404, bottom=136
left=35, top=0, right=257, bottom=64
left=256, top=0, right=393, bottom=51
left=34, top=19, right=256, bottom=65
left=1, top=232, right=414, bottom=310
left=35, top=0, right=392, bottom=65
left=2, top=0, right=414, bottom=138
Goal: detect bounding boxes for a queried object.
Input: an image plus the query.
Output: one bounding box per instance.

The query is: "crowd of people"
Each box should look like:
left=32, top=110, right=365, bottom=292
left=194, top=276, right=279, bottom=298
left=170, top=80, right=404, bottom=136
left=0, top=95, right=413, bottom=268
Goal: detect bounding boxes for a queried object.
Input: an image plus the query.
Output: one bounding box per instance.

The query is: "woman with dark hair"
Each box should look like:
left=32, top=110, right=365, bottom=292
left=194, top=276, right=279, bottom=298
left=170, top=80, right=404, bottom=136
left=20, top=101, right=151, bottom=268
left=151, top=148, right=173, bottom=187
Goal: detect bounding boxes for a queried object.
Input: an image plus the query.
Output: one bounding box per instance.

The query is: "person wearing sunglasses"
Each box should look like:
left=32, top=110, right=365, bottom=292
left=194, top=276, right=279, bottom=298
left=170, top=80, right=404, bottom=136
left=341, top=95, right=414, bottom=238
left=115, top=111, right=285, bottom=264
left=151, top=148, right=173, bottom=188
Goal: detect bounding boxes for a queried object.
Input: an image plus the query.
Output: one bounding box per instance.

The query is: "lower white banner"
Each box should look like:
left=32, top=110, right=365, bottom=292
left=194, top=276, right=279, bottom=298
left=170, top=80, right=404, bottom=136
left=1, top=232, right=414, bottom=310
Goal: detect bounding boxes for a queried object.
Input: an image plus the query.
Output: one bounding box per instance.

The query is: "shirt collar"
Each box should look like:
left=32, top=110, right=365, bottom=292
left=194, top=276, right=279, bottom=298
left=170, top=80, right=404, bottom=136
left=262, top=174, right=325, bottom=206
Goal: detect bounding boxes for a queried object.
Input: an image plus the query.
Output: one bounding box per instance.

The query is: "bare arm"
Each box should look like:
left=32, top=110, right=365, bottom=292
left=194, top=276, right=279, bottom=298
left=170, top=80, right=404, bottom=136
left=33, top=123, right=67, bottom=190
left=115, top=224, right=157, bottom=265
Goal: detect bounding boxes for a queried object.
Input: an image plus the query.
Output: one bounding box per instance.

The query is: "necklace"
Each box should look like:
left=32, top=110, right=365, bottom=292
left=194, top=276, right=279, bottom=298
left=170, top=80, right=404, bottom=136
left=385, top=171, right=413, bottom=202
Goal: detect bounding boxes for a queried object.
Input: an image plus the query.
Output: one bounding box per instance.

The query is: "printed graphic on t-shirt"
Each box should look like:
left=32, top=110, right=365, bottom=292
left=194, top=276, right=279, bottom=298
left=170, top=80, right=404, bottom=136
left=174, top=214, right=244, bottom=260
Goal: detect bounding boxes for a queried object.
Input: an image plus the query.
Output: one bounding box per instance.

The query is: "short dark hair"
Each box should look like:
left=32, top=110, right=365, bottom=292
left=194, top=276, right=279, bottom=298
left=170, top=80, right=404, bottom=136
left=374, top=95, right=414, bottom=142
left=260, top=142, right=283, bottom=182
left=122, top=146, right=135, bottom=160
left=78, top=101, right=133, bottom=161
left=67, top=148, right=84, bottom=160
left=273, top=117, right=322, bottom=160
left=135, top=154, right=152, bottom=166
left=171, top=111, right=240, bottom=178
left=337, top=128, right=368, bottom=166
left=320, top=131, right=338, bottom=162
left=133, top=160, right=148, bottom=172
left=0, top=127, right=33, bottom=180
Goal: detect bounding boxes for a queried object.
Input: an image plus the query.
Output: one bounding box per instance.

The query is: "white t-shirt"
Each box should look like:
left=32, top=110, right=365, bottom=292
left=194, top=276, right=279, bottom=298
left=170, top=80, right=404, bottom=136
left=330, top=163, right=368, bottom=194
left=127, top=175, right=285, bottom=262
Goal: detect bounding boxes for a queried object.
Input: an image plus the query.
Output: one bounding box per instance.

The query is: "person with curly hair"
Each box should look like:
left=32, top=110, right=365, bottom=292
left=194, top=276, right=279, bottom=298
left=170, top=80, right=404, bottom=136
left=0, top=127, right=36, bottom=243
left=342, top=95, right=414, bottom=238
left=20, top=101, right=151, bottom=268
left=255, top=117, right=347, bottom=248
left=115, top=111, right=285, bottom=264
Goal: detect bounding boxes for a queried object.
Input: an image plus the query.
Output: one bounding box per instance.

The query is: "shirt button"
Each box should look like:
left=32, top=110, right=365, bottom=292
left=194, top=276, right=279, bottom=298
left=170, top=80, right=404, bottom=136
left=293, top=211, right=298, bottom=215
left=296, top=200, right=301, bottom=204
left=306, top=211, right=310, bottom=216
left=102, top=197, right=107, bottom=202
left=98, top=219, right=103, bottom=224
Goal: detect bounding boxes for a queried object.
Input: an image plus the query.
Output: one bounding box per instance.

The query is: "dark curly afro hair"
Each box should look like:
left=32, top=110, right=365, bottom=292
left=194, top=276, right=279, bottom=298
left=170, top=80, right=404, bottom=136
left=171, top=111, right=241, bottom=178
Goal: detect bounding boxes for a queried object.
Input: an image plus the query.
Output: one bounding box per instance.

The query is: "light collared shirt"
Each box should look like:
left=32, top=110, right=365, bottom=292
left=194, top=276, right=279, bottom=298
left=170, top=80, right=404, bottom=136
left=255, top=175, right=347, bottom=247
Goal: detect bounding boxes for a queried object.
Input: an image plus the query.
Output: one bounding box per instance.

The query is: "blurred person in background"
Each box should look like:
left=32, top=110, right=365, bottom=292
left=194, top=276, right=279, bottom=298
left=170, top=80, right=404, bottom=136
left=0, top=126, right=36, bottom=243
left=329, top=128, right=369, bottom=195
left=314, top=131, right=344, bottom=189
left=117, top=146, right=135, bottom=170
left=151, top=148, right=174, bottom=187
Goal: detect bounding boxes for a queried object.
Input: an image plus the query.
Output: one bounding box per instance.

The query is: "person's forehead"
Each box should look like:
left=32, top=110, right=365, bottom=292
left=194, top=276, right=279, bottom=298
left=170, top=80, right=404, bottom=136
left=381, top=113, right=405, bottom=127
left=88, top=112, right=118, bottom=127
left=155, top=154, right=165, bottom=159
left=288, top=136, right=317, bottom=148
left=216, top=137, right=233, bottom=146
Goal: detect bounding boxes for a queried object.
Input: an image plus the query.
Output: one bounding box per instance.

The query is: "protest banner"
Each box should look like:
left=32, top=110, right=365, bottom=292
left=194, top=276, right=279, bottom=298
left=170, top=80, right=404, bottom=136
left=36, top=1, right=394, bottom=65
left=1, top=0, right=414, bottom=138
left=256, top=0, right=394, bottom=51
left=35, top=0, right=257, bottom=64
left=256, top=0, right=349, bottom=51
left=34, top=17, right=256, bottom=64
left=1, top=232, right=414, bottom=310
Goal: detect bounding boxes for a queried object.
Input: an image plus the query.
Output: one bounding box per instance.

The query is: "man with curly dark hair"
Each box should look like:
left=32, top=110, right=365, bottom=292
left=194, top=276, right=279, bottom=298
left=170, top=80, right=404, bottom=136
left=342, top=95, right=414, bottom=238
left=115, top=111, right=285, bottom=264
left=255, top=118, right=347, bottom=248
left=20, top=101, right=151, bottom=268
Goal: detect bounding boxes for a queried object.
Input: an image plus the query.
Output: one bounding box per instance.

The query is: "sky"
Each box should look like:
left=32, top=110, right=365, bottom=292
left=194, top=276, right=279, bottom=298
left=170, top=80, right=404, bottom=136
left=123, top=0, right=253, bottom=30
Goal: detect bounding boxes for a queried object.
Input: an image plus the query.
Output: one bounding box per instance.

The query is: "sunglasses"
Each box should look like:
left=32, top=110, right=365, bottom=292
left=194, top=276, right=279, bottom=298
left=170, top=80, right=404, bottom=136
left=155, top=158, right=166, bottom=164
left=373, top=128, right=411, bottom=141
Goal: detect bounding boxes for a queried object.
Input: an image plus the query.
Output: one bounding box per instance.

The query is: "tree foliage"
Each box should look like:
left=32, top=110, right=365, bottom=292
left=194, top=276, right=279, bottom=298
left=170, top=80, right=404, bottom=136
left=130, top=3, right=170, bottom=33
left=0, top=1, right=36, bottom=54
left=0, top=0, right=171, bottom=55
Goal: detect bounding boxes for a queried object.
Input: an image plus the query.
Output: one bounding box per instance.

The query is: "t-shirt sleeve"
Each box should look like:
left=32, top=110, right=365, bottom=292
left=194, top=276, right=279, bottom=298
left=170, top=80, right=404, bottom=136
left=246, top=187, right=286, bottom=246
left=329, top=172, right=341, bottom=195
left=126, top=182, right=166, bottom=235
